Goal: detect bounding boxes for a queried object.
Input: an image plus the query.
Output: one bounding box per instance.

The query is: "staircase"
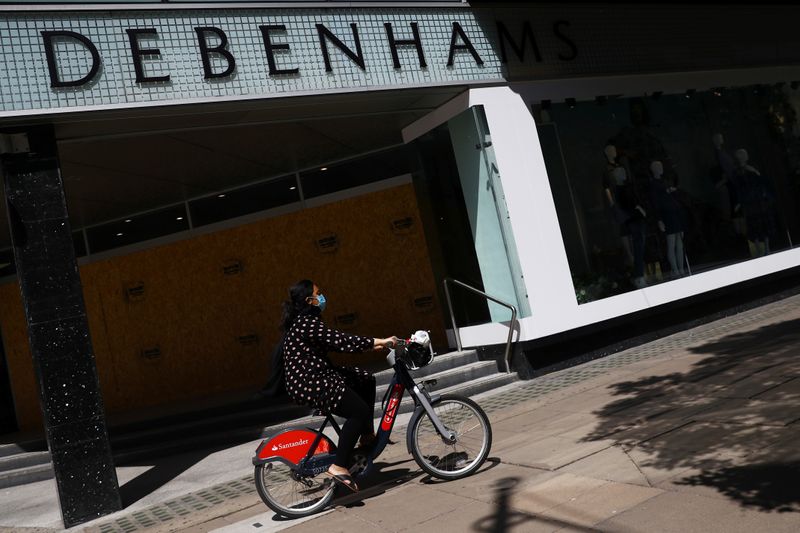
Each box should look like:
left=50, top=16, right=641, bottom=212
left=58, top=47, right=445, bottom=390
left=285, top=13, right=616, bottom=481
left=0, top=348, right=516, bottom=489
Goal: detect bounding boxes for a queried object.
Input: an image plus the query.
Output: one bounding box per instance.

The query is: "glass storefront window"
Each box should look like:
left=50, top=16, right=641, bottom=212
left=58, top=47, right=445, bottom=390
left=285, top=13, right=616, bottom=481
left=533, top=83, right=800, bottom=303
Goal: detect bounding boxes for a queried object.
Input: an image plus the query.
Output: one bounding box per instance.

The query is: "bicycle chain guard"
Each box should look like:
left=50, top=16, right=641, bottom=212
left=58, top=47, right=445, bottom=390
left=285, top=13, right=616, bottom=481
left=253, top=428, right=335, bottom=466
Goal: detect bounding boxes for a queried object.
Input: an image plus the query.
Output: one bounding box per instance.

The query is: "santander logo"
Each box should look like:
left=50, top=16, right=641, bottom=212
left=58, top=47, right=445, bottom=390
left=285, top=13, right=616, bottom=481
left=380, top=385, right=404, bottom=430
left=383, top=397, right=399, bottom=425
left=271, top=438, right=309, bottom=452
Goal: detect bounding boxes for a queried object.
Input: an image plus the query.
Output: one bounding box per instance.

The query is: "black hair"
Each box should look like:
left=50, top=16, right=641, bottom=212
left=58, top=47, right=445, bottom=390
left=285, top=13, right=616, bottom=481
left=281, top=279, right=314, bottom=332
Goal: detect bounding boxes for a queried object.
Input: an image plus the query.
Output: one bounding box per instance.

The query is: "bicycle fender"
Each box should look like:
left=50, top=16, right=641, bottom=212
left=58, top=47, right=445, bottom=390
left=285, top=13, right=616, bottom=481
left=405, top=404, right=428, bottom=455
left=252, top=428, right=336, bottom=466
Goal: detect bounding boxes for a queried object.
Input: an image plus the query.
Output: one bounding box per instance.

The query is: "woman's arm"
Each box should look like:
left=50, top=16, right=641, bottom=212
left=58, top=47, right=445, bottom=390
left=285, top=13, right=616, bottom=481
left=303, top=315, right=375, bottom=353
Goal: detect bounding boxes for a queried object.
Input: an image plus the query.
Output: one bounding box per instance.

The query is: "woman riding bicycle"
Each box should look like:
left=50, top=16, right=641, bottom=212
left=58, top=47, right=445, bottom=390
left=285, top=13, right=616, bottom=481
left=280, top=279, right=397, bottom=492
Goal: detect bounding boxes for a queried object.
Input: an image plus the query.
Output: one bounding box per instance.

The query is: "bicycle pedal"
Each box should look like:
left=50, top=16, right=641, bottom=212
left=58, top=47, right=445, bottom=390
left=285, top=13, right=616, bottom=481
left=421, top=379, right=438, bottom=388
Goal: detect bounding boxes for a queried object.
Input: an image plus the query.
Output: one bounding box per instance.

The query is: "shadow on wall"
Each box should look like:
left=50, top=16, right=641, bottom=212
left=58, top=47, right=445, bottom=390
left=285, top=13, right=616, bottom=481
left=581, top=318, right=800, bottom=513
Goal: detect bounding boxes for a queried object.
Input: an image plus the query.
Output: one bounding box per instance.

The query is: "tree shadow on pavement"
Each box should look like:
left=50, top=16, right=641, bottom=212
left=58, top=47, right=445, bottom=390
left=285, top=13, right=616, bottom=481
left=676, top=461, right=800, bottom=512
left=582, top=318, right=800, bottom=513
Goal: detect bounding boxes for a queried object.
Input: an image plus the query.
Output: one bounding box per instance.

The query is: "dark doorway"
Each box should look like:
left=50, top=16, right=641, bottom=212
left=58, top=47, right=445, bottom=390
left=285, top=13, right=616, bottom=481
left=412, top=124, right=491, bottom=328
left=0, top=332, right=17, bottom=434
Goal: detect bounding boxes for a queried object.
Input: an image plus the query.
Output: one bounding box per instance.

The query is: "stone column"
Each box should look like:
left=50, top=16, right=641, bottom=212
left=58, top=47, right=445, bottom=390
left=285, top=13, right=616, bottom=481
left=0, top=125, right=121, bottom=527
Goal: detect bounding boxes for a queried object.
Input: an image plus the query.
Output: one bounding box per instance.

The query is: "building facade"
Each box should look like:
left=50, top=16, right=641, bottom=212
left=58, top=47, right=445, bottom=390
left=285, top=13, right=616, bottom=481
left=1, top=0, right=800, bottom=523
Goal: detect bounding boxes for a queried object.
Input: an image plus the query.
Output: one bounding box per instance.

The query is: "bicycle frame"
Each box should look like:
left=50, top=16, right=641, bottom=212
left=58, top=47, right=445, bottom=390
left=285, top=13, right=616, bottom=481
left=252, top=343, right=456, bottom=478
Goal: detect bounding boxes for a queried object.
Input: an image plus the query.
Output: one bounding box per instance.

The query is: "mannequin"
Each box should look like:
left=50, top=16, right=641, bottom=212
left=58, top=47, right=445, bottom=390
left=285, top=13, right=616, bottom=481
left=649, top=160, right=687, bottom=277
left=603, top=145, right=622, bottom=212
left=604, top=144, right=618, bottom=165
left=731, top=149, right=774, bottom=257
left=602, top=146, right=634, bottom=271
left=604, top=160, right=647, bottom=288
left=711, top=133, right=742, bottom=232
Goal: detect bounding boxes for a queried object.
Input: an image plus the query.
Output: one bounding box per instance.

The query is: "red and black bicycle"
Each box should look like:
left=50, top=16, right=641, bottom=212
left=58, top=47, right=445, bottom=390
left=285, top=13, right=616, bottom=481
left=252, top=332, right=492, bottom=518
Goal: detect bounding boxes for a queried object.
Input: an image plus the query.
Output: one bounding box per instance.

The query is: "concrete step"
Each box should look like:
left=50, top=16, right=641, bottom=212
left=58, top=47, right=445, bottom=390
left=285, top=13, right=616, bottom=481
left=392, top=370, right=519, bottom=416
left=114, top=361, right=519, bottom=464
left=111, top=351, right=488, bottom=452
left=375, top=360, right=500, bottom=408
left=373, top=349, right=481, bottom=386
left=0, top=462, right=53, bottom=489
left=0, top=450, right=50, bottom=471
left=0, top=440, right=46, bottom=458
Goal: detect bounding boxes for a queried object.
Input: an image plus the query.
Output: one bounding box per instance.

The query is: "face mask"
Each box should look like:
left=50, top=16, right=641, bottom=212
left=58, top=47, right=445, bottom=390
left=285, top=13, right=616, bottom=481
left=315, top=294, right=327, bottom=312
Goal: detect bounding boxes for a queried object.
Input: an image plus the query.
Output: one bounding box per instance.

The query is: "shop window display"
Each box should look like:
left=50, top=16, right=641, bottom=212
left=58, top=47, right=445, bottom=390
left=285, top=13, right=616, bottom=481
left=534, top=83, right=800, bottom=303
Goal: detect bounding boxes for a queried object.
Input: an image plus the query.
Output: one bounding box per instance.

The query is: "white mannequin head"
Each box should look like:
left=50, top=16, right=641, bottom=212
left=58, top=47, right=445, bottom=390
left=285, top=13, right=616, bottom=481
left=734, top=148, right=749, bottom=167
left=611, top=166, right=627, bottom=185
left=712, top=133, right=724, bottom=149
left=650, top=160, right=664, bottom=179
left=604, top=145, right=617, bottom=163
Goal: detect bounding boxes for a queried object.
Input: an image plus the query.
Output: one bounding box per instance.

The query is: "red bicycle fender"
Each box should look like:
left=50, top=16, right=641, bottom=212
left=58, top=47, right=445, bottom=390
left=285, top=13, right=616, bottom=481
left=252, top=428, right=335, bottom=466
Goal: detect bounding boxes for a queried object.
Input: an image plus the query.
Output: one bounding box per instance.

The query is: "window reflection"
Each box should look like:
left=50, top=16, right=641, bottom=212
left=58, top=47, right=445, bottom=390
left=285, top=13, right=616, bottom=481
left=534, top=83, right=799, bottom=303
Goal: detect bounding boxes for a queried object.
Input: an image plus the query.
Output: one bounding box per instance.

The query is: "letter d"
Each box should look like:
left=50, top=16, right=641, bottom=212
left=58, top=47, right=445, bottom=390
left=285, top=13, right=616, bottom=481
left=41, top=30, right=101, bottom=88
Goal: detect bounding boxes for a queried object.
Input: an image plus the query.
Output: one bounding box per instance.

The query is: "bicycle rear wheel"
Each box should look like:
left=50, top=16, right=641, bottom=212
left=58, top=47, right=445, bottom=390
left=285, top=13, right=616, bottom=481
left=408, top=394, right=492, bottom=480
left=254, top=461, right=335, bottom=518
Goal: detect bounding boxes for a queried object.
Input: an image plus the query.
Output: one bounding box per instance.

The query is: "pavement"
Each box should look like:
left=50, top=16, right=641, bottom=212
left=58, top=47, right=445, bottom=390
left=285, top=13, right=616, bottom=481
left=3, top=291, right=800, bottom=533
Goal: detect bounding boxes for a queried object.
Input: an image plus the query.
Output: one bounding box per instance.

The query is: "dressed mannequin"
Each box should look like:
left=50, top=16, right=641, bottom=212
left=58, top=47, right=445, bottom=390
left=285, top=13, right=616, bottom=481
left=711, top=133, right=742, bottom=233
left=649, top=160, right=687, bottom=277
left=603, top=145, right=622, bottom=216
left=731, top=149, right=774, bottom=257
left=604, top=161, right=647, bottom=288
left=712, top=134, right=737, bottom=181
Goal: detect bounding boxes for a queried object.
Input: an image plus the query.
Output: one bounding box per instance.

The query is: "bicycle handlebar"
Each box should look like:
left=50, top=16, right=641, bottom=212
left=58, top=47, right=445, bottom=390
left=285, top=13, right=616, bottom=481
left=385, top=338, right=406, bottom=350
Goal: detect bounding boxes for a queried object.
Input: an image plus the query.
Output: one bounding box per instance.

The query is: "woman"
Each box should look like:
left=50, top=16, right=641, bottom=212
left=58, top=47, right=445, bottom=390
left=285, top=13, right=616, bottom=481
left=281, top=279, right=396, bottom=492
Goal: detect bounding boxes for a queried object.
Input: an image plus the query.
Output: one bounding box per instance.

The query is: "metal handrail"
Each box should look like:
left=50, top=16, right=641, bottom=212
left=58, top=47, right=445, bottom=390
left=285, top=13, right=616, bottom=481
left=442, top=277, right=518, bottom=373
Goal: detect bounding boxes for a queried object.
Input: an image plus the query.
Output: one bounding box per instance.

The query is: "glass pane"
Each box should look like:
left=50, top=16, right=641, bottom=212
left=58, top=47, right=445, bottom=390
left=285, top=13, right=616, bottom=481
left=532, top=83, right=799, bottom=303
left=412, top=106, right=528, bottom=326
left=189, top=174, right=300, bottom=227
left=300, top=146, right=412, bottom=199
left=87, top=204, right=189, bottom=253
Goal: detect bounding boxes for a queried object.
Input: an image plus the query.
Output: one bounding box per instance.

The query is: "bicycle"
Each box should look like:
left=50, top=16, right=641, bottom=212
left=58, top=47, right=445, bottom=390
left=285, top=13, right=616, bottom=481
left=252, top=332, right=493, bottom=518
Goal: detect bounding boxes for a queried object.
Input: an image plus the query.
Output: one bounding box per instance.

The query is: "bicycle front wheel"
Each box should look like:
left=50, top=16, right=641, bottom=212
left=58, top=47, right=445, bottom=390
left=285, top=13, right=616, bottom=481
left=408, top=394, right=492, bottom=480
left=254, top=461, right=335, bottom=518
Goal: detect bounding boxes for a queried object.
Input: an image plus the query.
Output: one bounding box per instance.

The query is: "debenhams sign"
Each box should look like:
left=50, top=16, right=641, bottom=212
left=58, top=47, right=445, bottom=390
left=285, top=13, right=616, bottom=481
left=0, top=9, right=577, bottom=114
left=42, top=21, right=575, bottom=87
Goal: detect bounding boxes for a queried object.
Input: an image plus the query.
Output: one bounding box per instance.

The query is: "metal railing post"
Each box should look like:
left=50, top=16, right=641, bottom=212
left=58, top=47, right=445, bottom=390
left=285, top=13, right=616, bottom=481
left=443, top=277, right=463, bottom=352
left=442, top=277, right=518, bottom=373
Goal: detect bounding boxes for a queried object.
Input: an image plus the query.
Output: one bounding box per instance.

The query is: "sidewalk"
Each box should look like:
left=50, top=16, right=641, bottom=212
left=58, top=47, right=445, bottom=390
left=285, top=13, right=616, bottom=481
left=4, top=292, right=800, bottom=532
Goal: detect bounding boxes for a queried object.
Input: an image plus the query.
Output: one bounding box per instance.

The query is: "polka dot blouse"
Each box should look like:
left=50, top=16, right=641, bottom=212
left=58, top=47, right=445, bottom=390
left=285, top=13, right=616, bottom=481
left=283, top=307, right=375, bottom=414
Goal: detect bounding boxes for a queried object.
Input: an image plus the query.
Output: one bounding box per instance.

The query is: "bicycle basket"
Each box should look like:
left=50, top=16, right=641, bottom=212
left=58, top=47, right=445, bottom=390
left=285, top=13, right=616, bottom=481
left=403, top=330, right=435, bottom=370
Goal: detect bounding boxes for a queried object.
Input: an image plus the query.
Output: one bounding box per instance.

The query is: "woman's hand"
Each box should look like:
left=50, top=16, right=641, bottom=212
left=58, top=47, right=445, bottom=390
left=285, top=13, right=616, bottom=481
left=373, top=336, right=399, bottom=350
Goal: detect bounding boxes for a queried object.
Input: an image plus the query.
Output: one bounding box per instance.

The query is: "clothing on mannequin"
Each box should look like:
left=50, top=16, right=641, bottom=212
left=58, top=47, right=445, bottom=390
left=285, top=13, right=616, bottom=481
left=710, top=133, right=742, bottom=231
left=649, top=160, right=688, bottom=277
left=603, top=162, right=647, bottom=288
left=730, top=149, right=775, bottom=257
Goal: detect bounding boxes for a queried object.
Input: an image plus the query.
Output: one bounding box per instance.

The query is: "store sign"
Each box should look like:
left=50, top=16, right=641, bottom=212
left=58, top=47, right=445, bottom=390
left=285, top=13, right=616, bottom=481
left=0, top=8, right=578, bottom=116
left=41, top=21, right=499, bottom=87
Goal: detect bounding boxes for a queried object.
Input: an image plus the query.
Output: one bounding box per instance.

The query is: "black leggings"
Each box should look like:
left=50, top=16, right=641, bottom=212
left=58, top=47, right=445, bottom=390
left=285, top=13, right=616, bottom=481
left=331, top=379, right=376, bottom=468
